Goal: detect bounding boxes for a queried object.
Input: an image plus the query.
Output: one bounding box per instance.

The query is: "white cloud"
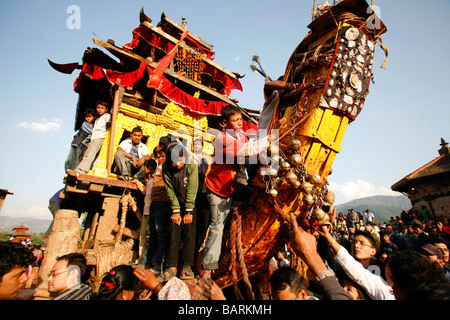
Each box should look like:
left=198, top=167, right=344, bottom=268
left=328, top=179, right=398, bottom=205
left=2, top=205, right=53, bottom=220
left=234, top=56, right=240, bottom=61
left=16, top=119, right=61, bottom=133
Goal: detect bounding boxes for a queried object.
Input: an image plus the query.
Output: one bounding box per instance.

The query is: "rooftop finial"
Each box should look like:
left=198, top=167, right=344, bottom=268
left=439, top=137, right=450, bottom=156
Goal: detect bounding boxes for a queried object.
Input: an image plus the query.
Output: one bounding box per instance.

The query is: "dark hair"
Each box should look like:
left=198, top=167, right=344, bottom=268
left=84, top=108, right=95, bottom=117
left=56, top=253, right=87, bottom=281
left=269, top=267, right=306, bottom=295
left=131, top=126, right=143, bottom=134
left=97, top=265, right=141, bottom=300
left=387, top=250, right=447, bottom=293
left=427, top=236, right=447, bottom=246
left=144, top=158, right=157, bottom=171
left=165, top=142, right=188, bottom=170
left=158, top=135, right=171, bottom=154
left=221, top=105, right=242, bottom=121
left=353, top=230, right=376, bottom=249
left=0, top=242, right=35, bottom=282
left=96, top=100, right=109, bottom=109
left=339, top=275, right=368, bottom=300
left=406, top=282, right=450, bottom=300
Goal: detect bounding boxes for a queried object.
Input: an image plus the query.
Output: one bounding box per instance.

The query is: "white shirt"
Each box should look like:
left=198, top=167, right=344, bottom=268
left=334, top=246, right=395, bottom=300
left=91, top=113, right=111, bottom=139
left=118, top=138, right=150, bottom=159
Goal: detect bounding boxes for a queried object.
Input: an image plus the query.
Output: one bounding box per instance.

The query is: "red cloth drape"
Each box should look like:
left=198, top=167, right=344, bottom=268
left=73, top=27, right=256, bottom=132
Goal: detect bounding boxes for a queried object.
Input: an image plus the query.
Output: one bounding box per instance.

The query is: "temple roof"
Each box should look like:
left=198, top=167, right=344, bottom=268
left=392, top=139, right=450, bottom=191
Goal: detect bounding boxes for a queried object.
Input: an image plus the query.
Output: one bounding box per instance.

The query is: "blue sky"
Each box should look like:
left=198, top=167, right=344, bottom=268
left=0, top=0, right=449, bottom=220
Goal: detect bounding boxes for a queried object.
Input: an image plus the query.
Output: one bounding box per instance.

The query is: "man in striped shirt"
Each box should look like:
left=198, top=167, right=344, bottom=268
left=47, top=253, right=93, bottom=300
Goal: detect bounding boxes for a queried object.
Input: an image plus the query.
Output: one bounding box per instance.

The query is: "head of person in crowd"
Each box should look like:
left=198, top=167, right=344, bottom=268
left=350, top=230, right=377, bottom=268
left=0, top=242, right=35, bottom=300
left=47, top=253, right=88, bottom=296
left=420, top=244, right=445, bottom=268
left=269, top=267, right=308, bottom=300
left=339, top=275, right=367, bottom=300
left=144, top=158, right=157, bottom=178
left=348, top=226, right=356, bottom=238
left=411, top=220, right=424, bottom=234
left=428, top=237, right=449, bottom=265
left=97, top=265, right=145, bottom=300
left=406, top=281, right=450, bottom=300
left=380, top=231, right=390, bottom=244
left=365, top=221, right=374, bottom=233
left=156, top=135, right=171, bottom=158
left=95, top=100, right=109, bottom=116
left=166, top=142, right=189, bottom=171
left=193, top=138, right=203, bottom=154
left=385, top=250, right=447, bottom=300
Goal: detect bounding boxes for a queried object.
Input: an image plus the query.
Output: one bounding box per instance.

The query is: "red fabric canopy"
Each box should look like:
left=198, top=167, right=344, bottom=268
left=74, top=28, right=256, bottom=133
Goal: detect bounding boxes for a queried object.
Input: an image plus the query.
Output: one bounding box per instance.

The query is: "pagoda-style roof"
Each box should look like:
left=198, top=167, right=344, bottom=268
left=10, top=223, right=31, bottom=239
left=12, top=222, right=29, bottom=233
left=392, top=138, right=450, bottom=192
left=49, top=9, right=260, bottom=132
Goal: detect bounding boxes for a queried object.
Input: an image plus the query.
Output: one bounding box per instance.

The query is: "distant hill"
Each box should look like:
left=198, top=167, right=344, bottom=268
left=334, top=195, right=411, bottom=223
left=0, top=216, right=52, bottom=234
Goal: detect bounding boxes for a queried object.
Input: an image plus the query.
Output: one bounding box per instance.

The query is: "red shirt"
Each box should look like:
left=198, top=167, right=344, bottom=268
left=205, top=130, right=248, bottom=198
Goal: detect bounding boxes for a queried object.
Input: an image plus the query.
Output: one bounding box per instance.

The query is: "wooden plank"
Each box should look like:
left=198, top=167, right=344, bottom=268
left=94, top=197, right=120, bottom=246
left=88, top=183, right=104, bottom=193
left=72, top=172, right=138, bottom=190
left=88, top=211, right=100, bottom=240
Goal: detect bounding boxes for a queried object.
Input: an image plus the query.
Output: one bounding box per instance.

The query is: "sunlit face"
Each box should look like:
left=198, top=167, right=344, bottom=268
left=434, top=243, right=449, bottom=263
left=0, top=266, right=29, bottom=299
left=85, top=114, right=95, bottom=124
left=130, top=131, right=143, bottom=146
left=47, top=260, right=70, bottom=294
left=351, top=235, right=376, bottom=261
left=193, top=140, right=203, bottom=153
left=342, top=280, right=361, bottom=300
left=224, top=113, right=242, bottom=131
left=96, top=104, right=108, bottom=116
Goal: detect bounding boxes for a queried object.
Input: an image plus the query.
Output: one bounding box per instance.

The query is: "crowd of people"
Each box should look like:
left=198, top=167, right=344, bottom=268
left=1, top=98, right=449, bottom=301
left=2, top=204, right=449, bottom=301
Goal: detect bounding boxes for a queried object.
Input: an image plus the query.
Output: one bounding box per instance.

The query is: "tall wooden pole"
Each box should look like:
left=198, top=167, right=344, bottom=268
left=312, top=0, right=316, bottom=20
left=107, top=85, right=124, bottom=176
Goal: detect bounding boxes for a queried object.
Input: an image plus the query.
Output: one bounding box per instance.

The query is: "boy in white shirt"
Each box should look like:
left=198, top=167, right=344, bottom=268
left=73, top=101, right=111, bottom=174
left=319, top=213, right=395, bottom=300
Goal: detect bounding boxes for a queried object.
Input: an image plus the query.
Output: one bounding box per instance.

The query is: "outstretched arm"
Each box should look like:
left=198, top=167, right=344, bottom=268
left=289, top=212, right=352, bottom=300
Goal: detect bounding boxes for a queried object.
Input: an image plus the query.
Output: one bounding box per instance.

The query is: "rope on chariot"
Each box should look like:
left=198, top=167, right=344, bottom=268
left=230, top=207, right=255, bottom=300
